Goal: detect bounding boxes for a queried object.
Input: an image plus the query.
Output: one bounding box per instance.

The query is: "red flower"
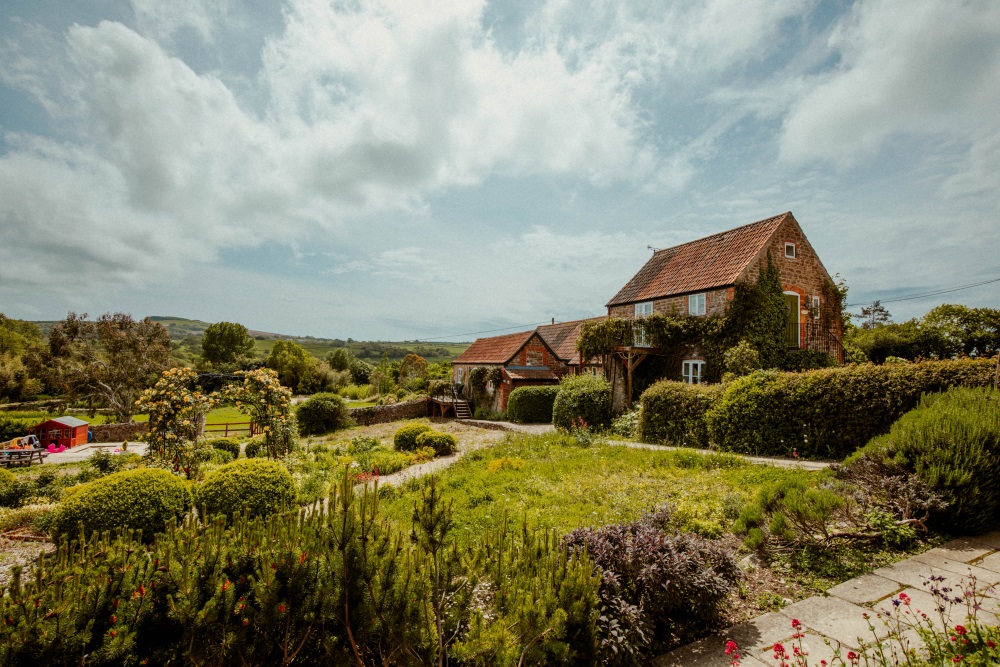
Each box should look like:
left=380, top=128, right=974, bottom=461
left=773, top=642, right=786, bottom=656
left=791, top=618, right=801, bottom=629
left=987, top=640, right=996, bottom=649
left=725, top=640, right=739, bottom=655
left=221, top=580, right=230, bottom=592
left=277, top=603, right=287, bottom=614
left=110, top=615, right=117, bottom=624
left=954, top=624, right=967, bottom=636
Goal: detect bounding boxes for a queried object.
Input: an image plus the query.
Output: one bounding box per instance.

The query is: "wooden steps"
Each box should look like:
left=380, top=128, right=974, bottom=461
left=454, top=400, right=472, bottom=420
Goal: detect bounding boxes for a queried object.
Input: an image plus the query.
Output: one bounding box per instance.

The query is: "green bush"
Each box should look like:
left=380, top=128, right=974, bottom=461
left=847, top=387, right=1000, bottom=534
left=210, top=437, right=241, bottom=458
left=50, top=468, right=192, bottom=543
left=780, top=349, right=838, bottom=371
left=244, top=436, right=262, bottom=458
left=394, top=422, right=432, bottom=452
left=638, top=380, right=720, bottom=447
left=552, top=375, right=612, bottom=431
left=0, top=468, right=29, bottom=508
left=415, top=430, right=457, bottom=456
left=198, top=458, right=296, bottom=521
left=507, top=385, right=560, bottom=423
left=705, top=358, right=996, bottom=459
left=297, top=392, right=351, bottom=436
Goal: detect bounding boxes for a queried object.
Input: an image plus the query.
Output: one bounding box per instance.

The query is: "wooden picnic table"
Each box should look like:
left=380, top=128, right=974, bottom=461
left=0, top=448, right=48, bottom=467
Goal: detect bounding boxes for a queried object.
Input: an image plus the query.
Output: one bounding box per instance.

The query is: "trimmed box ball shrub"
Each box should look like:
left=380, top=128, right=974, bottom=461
left=552, top=375, right=612, bottom=431
left=210, top=437, right=241, bottom=459
left=0, top=468, right=29, bottom=508
left=244, top=436, right=262, bottom=458
left=51, top=468, right=192, bottom=543
left=705, top=358, right=995, bottom=459
left=507, top=385, right=560, bottom=423
left=297, top=392, right=351, bottom=436
left=394, top=422, right=432, bottom=451
left=198, top=458, right=296, bottom=522
left=847, top=387, right=1000, bottom=534
left=638, top=380, right=720, bottom=447
left=414, top=430, right=457, bottom=457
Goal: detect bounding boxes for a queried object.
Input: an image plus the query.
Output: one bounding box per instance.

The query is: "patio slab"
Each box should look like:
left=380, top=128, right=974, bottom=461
left=827, top=573, right=903, bottom=606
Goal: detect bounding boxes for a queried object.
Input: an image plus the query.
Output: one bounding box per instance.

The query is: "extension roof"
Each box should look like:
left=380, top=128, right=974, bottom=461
left=504, top=367, right=559, bottom=381
left=452, top=330, right=536, bottom=365
left=606, top=212, right=791, bottom=308
left=536, top=316, right=607, bottom=365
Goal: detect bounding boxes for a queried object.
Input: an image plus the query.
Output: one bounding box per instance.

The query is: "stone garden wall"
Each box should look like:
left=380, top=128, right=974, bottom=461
left=89, top=421, right=149, bottom=443
left=349, top=397, right=428, bottom=426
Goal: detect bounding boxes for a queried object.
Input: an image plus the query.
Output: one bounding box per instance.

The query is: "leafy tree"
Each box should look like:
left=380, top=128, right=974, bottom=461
left=48, top=312, right=171, bottom=422
left=923, top=304, right=1000, bottom=357
left=201, top=321, right=256, bottom=365
left=0, top=314, right=43, bottom=356
left=398, top=353, right=429, bottom=388
left=325, top=348, right=354, bottom=371
left=264, top=339, right=314, bottom=393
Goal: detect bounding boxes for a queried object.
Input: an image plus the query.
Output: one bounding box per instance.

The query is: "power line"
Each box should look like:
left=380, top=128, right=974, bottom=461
left=846, top=276, right=1000, bottom=308
left=415, top=320, right=555, bottom=343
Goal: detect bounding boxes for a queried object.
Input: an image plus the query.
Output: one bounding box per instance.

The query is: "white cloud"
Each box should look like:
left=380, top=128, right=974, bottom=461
left=780, top=0, right=1000, bottom=166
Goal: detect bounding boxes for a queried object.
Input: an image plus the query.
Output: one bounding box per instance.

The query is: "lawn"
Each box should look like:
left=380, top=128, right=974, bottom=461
left=379, top=431, right=818, bottom=539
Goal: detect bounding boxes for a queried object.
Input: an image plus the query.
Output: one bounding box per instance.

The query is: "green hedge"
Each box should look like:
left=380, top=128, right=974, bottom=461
left=847, top=387, right=1000, bottom=534
left=552, top=375, right=612, bottom=431
left=705, top=358, right=996, bottom=459
left=415, top=430, right=457, bottom=456
left=198, top=458, right=296, bottom=522
left=394, top=422, right=432, bottom=452
left=296, top=392, right=351, bottom=436
left=51, top=468, right=192, bottom=543
left=638, top=381, right=720, bottom=447
left=209, top=437, right=241, bottom=459
left=507, top=385, right=560, bottom=423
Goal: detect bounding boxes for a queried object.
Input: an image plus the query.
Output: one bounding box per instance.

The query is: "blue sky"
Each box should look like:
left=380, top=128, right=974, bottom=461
left=1, top=0, right=998, bottom=340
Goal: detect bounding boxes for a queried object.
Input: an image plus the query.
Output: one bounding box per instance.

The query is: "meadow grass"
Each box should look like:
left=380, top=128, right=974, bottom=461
left=378, top=432, right=819, bottom=541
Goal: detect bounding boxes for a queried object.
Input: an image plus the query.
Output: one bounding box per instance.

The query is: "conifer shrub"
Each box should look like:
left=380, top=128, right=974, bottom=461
left=414, top=430, right=457, bottom=456
left=552, top=375, right=612, bottom=431
left=637, top=380, right=720, bottom=447
left=296, top=392, right=351, bottom=436
left=209, top=437, right=241, bottom=459
left=562, top=506, right=740, bottom=660
left=705, top=358, right=995, bottom=459
left=507, top=385, right=560, bottom=423
left=50, top=468, right=192, bottom=543
left=846, top=387, right=1000, bottom=534
left=198, top=458, right=296, bottom=521
left=394, top=422, right=432, bottom=451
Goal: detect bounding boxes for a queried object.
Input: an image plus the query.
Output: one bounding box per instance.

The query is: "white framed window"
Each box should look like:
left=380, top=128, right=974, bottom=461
left=682, top=360, right=705, bottom=385
left=456, top=368, right=464, bottom=384
left=784, top=242, right=796, bottom=258
left=633, top=302, right=653, bottom=347
left=688, top=293, right=706, bottom=316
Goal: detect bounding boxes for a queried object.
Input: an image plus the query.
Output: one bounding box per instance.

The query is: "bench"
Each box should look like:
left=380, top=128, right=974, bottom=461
left=0, top=448, right=47, bottom=467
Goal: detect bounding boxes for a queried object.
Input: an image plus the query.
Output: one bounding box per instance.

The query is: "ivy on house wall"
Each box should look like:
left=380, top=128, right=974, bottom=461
left=578, top=253, right=790, bottom=383
left=467, top=365, right=503, bottom=406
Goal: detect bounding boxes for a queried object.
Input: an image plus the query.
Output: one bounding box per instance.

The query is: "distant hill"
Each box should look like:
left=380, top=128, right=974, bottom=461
left=33, top=316, right=469, bottom=364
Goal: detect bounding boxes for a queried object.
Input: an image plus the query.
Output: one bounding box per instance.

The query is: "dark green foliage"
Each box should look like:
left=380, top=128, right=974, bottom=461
left=198, top=458, right=296, bottom=522
left=414, top=430, right=456, bottom=456
left=0, top=468, right=29, bottom=508
left=637, top=381, right=720, bottom=447
left=50, top=468, right=192, bottom=543
left=846, top=319, right=950, bottom=363
left=89, top=449, right=136, bottom=475
left=394, top=422, right=433, bottom=451
left=705, top=358, right=996, bottom=459
left=244, top=436, right=262, bottom=458
left=732, top=477, right=845, bottom=551
left=562, top=507, right=740, bottom=661
left=201, top=321, right=255, bottom=365
left=507, top=385, right=560, bottom=423
left=721, top=253, right=787, bottom=370
left=296, top=392, right=350, bottom=435
left=209, top=436, right=241, bottom=458
left=847, top=387, right=1000, bottom=534
left=0, top=415, right=28, bottom=441
left=781, top=349, right=838, bottom=371
left=552, top=375, right=612, bottom=431
left=0, top=473, right=600, bottom=666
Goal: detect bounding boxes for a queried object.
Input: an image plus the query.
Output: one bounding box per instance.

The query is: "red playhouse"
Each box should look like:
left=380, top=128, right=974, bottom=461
left=30, top=416, right=90, bottom=448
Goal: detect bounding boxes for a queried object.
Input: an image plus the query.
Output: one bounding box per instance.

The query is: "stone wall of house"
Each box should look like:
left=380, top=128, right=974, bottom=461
left=608, top=287, right=732, bottom=320
left=90, top=421, right=149, bottom=443
left=349, top=396, right=429, bottom=426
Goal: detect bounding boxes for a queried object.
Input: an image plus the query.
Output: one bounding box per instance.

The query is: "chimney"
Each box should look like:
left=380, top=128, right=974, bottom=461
left=551, top=317, right=555, bottom=325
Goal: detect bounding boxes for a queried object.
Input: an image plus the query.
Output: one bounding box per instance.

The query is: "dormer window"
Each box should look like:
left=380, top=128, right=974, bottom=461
left=784, top=242, right=797, bottom=259
left=688, top=293, right=706, bottom=316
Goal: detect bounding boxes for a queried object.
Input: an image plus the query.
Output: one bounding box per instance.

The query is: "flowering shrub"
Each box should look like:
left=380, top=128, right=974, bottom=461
left=221, top=369, right=295, bottom=459
left=137, top=367, right=213, bottom=462
left=563, top=506, right=741, bottom=662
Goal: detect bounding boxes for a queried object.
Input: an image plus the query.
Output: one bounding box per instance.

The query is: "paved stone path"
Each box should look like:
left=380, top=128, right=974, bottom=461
left=652, top=531, right=1000, bottom=666
left=42, top=441, right=148, bottom=464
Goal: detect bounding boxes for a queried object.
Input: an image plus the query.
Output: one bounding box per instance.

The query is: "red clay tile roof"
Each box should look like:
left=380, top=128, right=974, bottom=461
left=505, top=368, right=559, bottom=381
left=606, top=212, right=790, bottom=308
left=452, top=330, right=536, bottom=365
left=536, top=316, right=606, bottom=365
